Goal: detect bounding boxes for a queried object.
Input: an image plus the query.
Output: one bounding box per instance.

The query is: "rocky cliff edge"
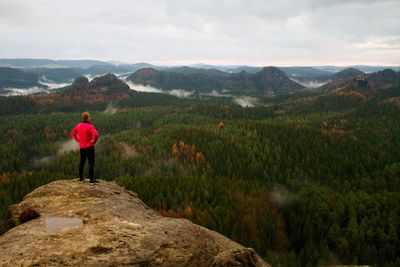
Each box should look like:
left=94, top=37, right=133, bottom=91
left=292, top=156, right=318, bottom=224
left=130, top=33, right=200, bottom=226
left=0, top=180, right=270, bottom=267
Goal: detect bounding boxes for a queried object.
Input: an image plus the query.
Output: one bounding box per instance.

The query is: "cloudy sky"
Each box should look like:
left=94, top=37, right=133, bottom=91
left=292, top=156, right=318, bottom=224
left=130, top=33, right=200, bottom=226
left=0, top=0, right=399, bottom=66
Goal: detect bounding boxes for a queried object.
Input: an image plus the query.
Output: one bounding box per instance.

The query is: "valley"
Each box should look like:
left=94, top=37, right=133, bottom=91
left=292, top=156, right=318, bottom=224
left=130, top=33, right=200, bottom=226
left=0, top=60, right=399, bottom=266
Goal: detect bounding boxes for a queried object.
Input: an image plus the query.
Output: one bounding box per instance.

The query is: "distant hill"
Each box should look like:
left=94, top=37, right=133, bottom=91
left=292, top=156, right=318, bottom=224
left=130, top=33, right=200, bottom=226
left=128, top=68, right=226, bottom=92
left=128, top=66, right=304, bottom=95
left=0, top=67, right=42, bottom=89
left=254, top=67, right=305, bottom=93
left=367, top=69, right=400, bottom=90
left=280, top=67, right=332, bottom=77
left=229, top=66, right=263, bottom=74
left=279, top=67, right=332, bottom=87
left=2, top=58, right=398, bottom=93
left=84, top=63, right=154, bottom=76
left=15, top=64, right=154, bottom=84
left=318, top=75, right=368, bottom=93
left=331, top=68, right=365, bottom=79
left=313, top=65, right=400, bottom=73
left=0, top=58, right=111, bottom=69
left=318, top=68, right=399, bottom=93
left=225, top=71, right=255, bottom=92
left=32, top=73, right=131, bottom=106
left=56, top=60, right=111, bottom=69
left=25, top=68, right=82, bottom=83
left=316, top=67, right=366, bottom=92
left=164, top=66, right=230, bottom=77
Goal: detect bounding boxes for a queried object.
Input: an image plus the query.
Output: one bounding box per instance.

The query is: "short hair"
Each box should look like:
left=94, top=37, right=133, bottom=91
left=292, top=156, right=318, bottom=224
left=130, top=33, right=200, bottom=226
left=82, top=112, right=90, bottom=121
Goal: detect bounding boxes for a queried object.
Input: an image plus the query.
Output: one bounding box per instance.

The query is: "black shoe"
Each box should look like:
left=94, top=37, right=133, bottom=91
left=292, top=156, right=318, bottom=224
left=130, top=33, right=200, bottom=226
left=89, top=180, right=96, bottom=185
left=77, top=178, right=84, bottom=182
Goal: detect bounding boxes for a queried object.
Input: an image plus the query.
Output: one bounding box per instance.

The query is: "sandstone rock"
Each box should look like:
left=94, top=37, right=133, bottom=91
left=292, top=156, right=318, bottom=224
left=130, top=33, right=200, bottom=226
left=0, top=180, right=270, bottom=267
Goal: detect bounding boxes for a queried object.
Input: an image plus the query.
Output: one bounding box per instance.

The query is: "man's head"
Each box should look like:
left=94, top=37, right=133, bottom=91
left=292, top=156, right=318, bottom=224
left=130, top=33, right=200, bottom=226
left=82, top=112, right=91, bottom=121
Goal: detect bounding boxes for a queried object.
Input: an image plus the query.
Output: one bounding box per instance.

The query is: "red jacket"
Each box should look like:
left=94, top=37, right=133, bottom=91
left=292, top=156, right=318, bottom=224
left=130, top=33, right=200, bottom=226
left=71, top=121, right=99, bottom=149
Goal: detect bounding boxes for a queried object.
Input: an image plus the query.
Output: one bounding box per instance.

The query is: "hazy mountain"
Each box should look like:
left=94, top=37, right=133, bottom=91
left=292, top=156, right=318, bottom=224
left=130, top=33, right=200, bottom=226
left=165, top=66, right=230, bottom=77
left=84, top=63, right=154, bottom=76
left=2, top=58, right=398, bottom=94
left=0, top=59, right=57, bottom=68
left=55, top=60, right=111, bottom=69
left=0, top=67, right=42, bottom=89
left=348, top=65, right=400, bottom=73
left=313, top=65, right=400, bottom=73
left=331, top=67, right=365, bottom=80
left=280, top=67, right=331, bottom=76
left=25, top=68, right=82, bottom=83
left=279, top=67, right=332, bottom=86
left=189, top=63, right=224, bottom=69
left=229, top=66, right=263, bottom=74
left=0, top=58, right=111, bottom=69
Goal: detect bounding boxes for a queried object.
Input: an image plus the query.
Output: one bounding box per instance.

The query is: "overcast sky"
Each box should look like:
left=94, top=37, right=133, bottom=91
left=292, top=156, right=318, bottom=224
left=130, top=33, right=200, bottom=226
left=0, top=0, right=399, bottom=66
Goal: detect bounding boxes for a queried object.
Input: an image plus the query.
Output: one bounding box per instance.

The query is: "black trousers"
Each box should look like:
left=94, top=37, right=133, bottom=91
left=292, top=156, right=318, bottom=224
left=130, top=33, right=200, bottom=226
left=79, top=146, right=95, bottom=182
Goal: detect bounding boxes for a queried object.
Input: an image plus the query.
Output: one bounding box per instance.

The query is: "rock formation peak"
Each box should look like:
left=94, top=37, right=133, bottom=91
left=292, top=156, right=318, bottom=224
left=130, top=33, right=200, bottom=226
left=71, top=76, right=89, bottom=88
left=0, top=180, right=270, bottom=267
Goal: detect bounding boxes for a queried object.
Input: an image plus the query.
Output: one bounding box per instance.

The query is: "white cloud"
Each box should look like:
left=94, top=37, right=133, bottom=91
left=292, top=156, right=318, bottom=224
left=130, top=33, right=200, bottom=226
left=0, top=0, right=399, bottom=65
left=233, top=96, right=259, bottom=107
left=168, top=89, right=193, bottom=98
left=125, top=81, right=193, bottom=98
left=1, top=79, right=70, bottom=96
left=201, top=90, right=231, bottom=97
left=125, top=81, right=163, bottom=93
left=1, top=87, right=46, bottom=96
left=39, top=77, right=70, bottom=89
left=353, top=35, right=400, bottom=50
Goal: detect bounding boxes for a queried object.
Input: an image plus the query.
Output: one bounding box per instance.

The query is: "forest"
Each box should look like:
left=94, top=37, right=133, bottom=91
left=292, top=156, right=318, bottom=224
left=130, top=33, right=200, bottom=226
left=0, top=89, right=399, bottom=267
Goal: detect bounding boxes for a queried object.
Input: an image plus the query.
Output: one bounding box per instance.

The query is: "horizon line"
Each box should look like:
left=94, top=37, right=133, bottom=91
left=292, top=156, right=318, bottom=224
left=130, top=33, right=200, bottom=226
left=0, top=57, right=399, bottom=68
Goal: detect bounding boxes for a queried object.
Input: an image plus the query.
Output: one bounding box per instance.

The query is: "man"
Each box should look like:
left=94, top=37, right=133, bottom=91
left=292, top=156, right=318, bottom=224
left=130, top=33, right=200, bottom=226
left=71, top=112, right=99, bottom=184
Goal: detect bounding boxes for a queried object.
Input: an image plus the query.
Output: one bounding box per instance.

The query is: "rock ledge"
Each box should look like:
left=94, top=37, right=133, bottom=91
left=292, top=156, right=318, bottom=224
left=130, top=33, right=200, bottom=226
left=0, top=180, right=270, bottom=267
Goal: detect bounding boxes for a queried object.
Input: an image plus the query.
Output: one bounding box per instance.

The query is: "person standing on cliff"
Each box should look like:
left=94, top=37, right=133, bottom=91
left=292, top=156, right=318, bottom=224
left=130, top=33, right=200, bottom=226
left=71, top=112, right=99, bottom=184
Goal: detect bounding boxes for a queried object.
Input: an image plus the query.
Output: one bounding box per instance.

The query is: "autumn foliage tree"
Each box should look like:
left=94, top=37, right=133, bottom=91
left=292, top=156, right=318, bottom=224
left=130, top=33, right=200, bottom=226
left=171, top=140, right=206, bottom=177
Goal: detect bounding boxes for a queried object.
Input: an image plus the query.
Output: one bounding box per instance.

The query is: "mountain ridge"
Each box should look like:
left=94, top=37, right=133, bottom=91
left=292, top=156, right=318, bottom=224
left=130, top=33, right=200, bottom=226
left=318, top=68, right=400, bottom=93
left=128, top=66, right=305, bottom=94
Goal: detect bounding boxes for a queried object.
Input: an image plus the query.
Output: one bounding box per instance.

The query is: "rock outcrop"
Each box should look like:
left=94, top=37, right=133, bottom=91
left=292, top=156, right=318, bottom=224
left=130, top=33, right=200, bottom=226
left=88, top=73, right=130, bottom=93
left=71, top=76, right=89, bottom=88
left=31, top=73, right=131, bottom=106
left=0, top=180, right=270, bottom=267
